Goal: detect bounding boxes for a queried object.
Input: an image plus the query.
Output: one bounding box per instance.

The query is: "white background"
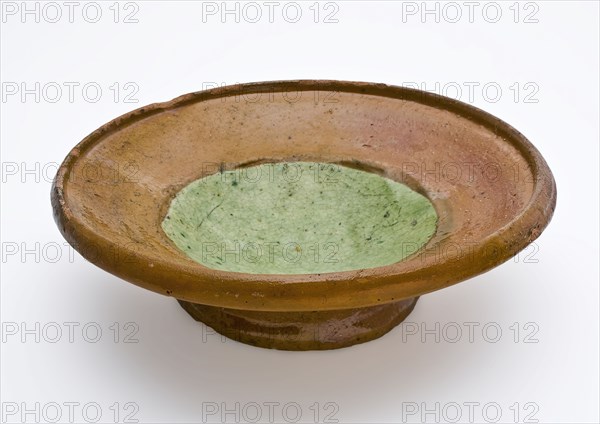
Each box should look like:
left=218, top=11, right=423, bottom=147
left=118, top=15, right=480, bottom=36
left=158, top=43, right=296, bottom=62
left=1, top=1, right=598, bottom=423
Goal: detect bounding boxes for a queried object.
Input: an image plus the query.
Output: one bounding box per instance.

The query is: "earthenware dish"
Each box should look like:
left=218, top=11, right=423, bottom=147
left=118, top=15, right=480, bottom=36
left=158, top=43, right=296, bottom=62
left=52, top=80, right=556, bottom=350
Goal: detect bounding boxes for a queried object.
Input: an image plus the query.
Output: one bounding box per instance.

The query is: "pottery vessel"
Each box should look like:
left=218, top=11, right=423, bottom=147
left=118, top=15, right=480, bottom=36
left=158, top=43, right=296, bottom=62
left=52, top=81, right=556, bottom=350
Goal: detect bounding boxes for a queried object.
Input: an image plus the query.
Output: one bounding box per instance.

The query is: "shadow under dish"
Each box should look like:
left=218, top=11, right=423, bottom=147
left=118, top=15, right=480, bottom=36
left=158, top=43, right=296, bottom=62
left=162, top=162, right=438, bottom=274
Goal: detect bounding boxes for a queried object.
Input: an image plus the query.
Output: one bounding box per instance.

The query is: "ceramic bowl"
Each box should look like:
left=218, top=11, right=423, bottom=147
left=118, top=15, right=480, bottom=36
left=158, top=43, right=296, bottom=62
left=52, top=80, right=556, bottom=350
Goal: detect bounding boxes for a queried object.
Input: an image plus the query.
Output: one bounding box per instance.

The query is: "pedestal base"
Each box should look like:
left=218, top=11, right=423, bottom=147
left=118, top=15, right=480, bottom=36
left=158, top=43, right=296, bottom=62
left=178, top=297, right=418, bottom=350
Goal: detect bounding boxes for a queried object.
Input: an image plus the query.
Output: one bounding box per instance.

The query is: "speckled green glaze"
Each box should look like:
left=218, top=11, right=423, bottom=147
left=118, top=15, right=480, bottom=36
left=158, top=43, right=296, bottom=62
left=162, top=162, right=438, bottom=274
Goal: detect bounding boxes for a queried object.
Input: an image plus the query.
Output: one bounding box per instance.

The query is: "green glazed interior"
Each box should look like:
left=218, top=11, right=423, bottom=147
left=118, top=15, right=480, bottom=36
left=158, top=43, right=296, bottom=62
left=162, top=162, right=437, bottom=274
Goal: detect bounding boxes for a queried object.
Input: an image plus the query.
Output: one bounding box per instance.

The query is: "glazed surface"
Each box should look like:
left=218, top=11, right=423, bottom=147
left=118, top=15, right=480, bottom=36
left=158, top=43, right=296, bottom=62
left=162, top=162, right=438, bottom=274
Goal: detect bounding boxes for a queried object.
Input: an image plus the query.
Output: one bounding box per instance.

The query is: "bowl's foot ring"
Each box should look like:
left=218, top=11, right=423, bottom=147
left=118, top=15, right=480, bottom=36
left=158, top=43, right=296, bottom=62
left=178, top=297, right=419, bottom=350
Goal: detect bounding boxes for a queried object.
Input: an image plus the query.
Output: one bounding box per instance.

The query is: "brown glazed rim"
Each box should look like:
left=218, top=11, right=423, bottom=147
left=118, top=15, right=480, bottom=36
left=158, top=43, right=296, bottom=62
left=52, top=80, right=557, bottom=312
